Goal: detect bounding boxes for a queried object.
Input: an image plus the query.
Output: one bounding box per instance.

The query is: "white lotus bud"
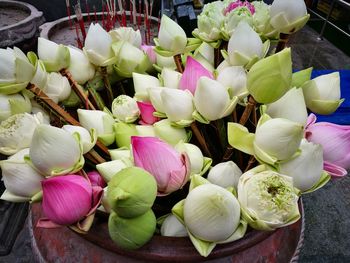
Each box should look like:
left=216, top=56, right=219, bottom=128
left=112, top=95, right=140, bottom=123
left=207, top=161, right=242, bottom=189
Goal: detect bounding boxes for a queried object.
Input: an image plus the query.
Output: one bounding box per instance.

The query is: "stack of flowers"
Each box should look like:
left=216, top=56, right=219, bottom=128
left=0, top=0, right=348, bottom=258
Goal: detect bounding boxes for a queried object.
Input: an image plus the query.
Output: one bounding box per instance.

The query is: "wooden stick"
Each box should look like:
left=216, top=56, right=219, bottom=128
left=61, top=69, right=96, bottom=110
left=222, top=96, right=257, bottom=161
left=244, top=155, right=256, bottom=172
left=275, top=33, right=289, bottom=53
left=100, top=66, right=114, bottom=107
left=173, top=54, right=184, bottom=73
left=190, top=122, right=212, bottom=158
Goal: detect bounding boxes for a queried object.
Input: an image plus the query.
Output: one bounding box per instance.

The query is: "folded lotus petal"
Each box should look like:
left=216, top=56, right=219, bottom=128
left=110, top=27, right=142, bottom=48
left=141, top=45, right=157, bottom=64
left=132, top=136, right=188, bottom=193
left=137, top=101, right=159, bottom=125
left=162, top=153, right=191, bottom=195
left=323, top=161, right=347, bottom=178
left=0, top=48, right=16, bottom=84
left=87, top=171, right=107, bottom=188
left=41, top=175, right=93, bottom=225
left=67, top=46, right=95, bottom=84
left=179, top=57, right=214, bottom=94
left=161, top=88, right=194, bottom=122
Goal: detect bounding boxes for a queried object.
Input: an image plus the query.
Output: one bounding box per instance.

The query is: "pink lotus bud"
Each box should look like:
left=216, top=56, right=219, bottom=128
left=179, top=56, right=214, bottom=95
left=87, top=171, right=107, bottom=188
left=41, top=175, right=103, bottom=225
left=137, top=101, right=159, bottom=125
left=305, top=114, right=349, bottom=176
left=131, top=136, right=190, bottom=195
left=141, top=45, right=157, bottom=64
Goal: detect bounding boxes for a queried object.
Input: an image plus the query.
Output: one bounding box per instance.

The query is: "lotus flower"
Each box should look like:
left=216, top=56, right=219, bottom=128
left=160, top=68, right=182, bottom=89
left=252, top=1, right=279, bottom=38
left=87, top=171, right=106, bottom=188
left=278, top=139, right=330, bottom=192
left=224, top=0, right=255, bottom=15
left=155, top=15, right=187, bottom=56
left=43, top=72, right=71, bottom=103
left=247, top=48, right=292, bottom=104
left=29, top=124, right=84, bottom=177
left=179, top=56, right=214, bottom=95
left=40, top=175, right=103, bottom=226
left=228, top=114, right=304, bottom=166
left=172, top=175, right=246, bottom=257
left=194, top=77, right=237, bottom=122
left=137, top=101, right=159, bottom=125
left=37, top=37, right=70, bottom=72
left=132, top=72, right=160, bottom=101
left=216, top=66, right=248, bottom=99
left=107, top=167, right=157, bottom=217
left=265, top=87, right=308, bottom=126
left=62, top=125, right=97, bottom=154
left=161, top=88, right=194, bottom=125
left=237, top=165, right=300, bottom=231
left=207, top=161, right=242, bottom=189
left=112, top=41, right=152, bottom=77
left=112, top=95, right=140, bottom=123
left=0, top=47, right=35, bottom=94
left=1, top=148, right=44, bottom=202
left=193, top=42, right=215, bottom=72
left=222, top=4, right=254, bottom=39
left=67, top=46, right=95, bottom=84
left=84, top=23, right=116, bottom=66
left=148, top=87, right=166, bottom=113
left=155, top=53, right=176, bottom=70
left=96, top=159, right=130, bottom=182
left=153, top=119, right=189, bottom=146
left=131, top=136, right=190, bottom=195
left=305, top=114, right=349, bottom=177
left=77, top=109, right=115, bottom=146
left=0, top=113, right=43, bottom=155
left=270, top=0, right=310, bottom=34
left=302, top=72, right=344, bottom=115
left=109, top=27, right=142, bottom=48
left=192, top=1, right=225, bottom=43
left=225, top=22, right=264, bottom=68
left=0, top=92, right=32, bottom=122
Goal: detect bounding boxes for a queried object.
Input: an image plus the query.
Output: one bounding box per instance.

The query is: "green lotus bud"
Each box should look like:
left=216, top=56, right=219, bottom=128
left=247, top=48, right=292, bottom=103
left=108, top=209, right=156, bottom=250
left=107, top=167, right=157, bottom=217
left=113, top=122, right=138, bottom=148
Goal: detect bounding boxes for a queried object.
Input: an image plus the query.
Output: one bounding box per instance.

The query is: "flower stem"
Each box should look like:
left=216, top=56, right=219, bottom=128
left=222, top=96, right=257, bottom=161
left=190, top=122, right=212, bottom=158
left=275, top=33, right=289, bottom=53
left=101, top=66, right=114, bottom=107
left=60, top=69, right=96, bottom=110
left=26, top=83, right=110, bottom=159
left=244, top=155, right=256, bottom=172
left=173, top=54, right=184, bottom=73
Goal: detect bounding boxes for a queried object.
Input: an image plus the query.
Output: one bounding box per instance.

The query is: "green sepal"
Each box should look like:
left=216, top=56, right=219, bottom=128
left=189, top=174, right=210, bottom=191
left=153, top=111, right=167, bottom=118
left=261, top=40, right=271, bottom=59
left=292, top=67, right=313, bottom=88
left=191, top=29, right=222, bottom=49
left=184, top=38, right=202, bottom=53
left=192, top=110, right=210, bottom=124
left=200, top=157, right=212, bottom=176
left=172, top=199, right=185, bottom=225
left=9, top=92, right=31, bottom=114
left=227, top=123, right=255, bottom=155
left=308, top=99, right=344, bottom=115
left=31, top=190, right=43, bottom=203
left=240, top=206, right=275, bottom=231
left=220, top=96, right=239, bottom=117
left=27, top=51, right=38, bottom=66
left=171, top=119, right=194, bottom=128
left=302, top=170, right=331, bottom=194
left=257, top=113, right=271, bottom=128
left=0, top=82, right=28, bottom=94
left=187, top=230, right=216, bottom=257
left=217, top=219, right=247, bottom=244
left=98, top=133, right=116, bottom=146
left=221, top=49, right=228, bottom=61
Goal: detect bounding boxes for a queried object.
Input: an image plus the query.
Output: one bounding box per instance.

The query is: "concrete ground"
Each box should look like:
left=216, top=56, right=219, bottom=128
left=0, top=25, right=350, bottom=262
